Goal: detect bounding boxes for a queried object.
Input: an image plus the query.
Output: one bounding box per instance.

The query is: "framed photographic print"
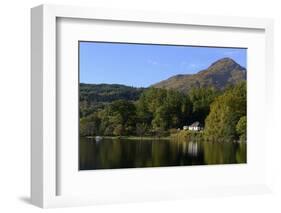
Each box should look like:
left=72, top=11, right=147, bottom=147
left=31, top=4, right=274, bottom=208
left=78, top=42, right=247, bottom=170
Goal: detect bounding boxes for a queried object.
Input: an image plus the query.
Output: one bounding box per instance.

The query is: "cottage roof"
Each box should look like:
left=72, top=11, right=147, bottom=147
left=190, top=121, right=200, bottom=127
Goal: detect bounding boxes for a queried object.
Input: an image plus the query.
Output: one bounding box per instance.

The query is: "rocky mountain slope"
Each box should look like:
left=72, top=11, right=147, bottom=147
left=152, top=58, right=246, bottom=93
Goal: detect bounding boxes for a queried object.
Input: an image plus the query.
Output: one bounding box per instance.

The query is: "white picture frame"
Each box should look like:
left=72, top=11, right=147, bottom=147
left=31, top=4, right=274, bottom=208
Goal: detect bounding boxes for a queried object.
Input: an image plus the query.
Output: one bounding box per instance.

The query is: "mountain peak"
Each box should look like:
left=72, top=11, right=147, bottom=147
left=209, top=57, right=238, bottom=68
left=152, top=58, right=246, bottom=93
left=206, top=57, right=246, bottom=74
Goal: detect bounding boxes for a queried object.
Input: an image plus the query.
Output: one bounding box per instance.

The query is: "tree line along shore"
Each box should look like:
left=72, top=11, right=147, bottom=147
left=80, top=81, right=246, bottom=143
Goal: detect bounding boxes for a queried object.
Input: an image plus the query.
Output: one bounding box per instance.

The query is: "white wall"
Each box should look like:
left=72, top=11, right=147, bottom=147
left=0, top=0, right=281, bottom=212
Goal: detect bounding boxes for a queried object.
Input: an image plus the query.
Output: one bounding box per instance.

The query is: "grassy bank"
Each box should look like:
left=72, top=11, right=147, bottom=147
left=171, top=130, right=203, bottom=142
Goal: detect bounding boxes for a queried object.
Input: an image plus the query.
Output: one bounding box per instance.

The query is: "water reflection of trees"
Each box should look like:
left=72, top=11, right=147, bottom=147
left=235, top=142, right=247, bottom=163
left=79, top=137, right=246, bottom=170
left=202, top=142, right=246, bottom=164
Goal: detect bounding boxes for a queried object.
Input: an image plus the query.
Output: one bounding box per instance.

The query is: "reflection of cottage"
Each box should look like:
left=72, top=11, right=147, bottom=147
left=188, top=142, right=198, bottom=156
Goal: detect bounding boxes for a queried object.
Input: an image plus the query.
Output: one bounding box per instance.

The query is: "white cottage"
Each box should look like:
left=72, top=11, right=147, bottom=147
left=188, top=122, right=202, bottom=131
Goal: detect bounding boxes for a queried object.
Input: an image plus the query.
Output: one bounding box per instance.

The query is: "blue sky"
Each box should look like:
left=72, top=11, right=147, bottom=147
left=79, top=42, right=247, bottom=87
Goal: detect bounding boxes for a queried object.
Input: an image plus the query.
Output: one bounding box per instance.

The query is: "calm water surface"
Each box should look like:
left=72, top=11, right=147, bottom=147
left=79, top=137, right=246, bottom=170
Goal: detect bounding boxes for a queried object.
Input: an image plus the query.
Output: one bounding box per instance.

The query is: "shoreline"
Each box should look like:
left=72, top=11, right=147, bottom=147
left=86, top=136, right=171, bottom=140
left=83, top=135, right=246, bottom=143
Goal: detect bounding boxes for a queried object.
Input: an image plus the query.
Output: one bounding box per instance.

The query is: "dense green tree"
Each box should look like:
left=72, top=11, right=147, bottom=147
left=102, top=100, right=137, bottom=136
left=113, top=124, right=123, bottom=136
left=136, top=123, right=147, bottom=138
left=203, top=81, right=246, bottom=142
left=188, top=87, right=220, bottom=125
left=135, top=96, right=153, bottom=125
left=236, top=116, right=247, bottom=142
left=80, top=113, right=101, bottom=136
left=136, top=88, right=193, bottom=132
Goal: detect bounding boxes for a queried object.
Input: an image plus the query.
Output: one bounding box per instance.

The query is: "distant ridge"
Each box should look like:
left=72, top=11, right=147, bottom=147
left=80, top=83, right=145, bottom=104
left=152, top=57, right=246, bottom=93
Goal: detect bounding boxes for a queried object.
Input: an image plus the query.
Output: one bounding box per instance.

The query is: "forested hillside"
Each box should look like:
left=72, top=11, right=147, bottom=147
left=80, top=83, right=145, bottom=117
